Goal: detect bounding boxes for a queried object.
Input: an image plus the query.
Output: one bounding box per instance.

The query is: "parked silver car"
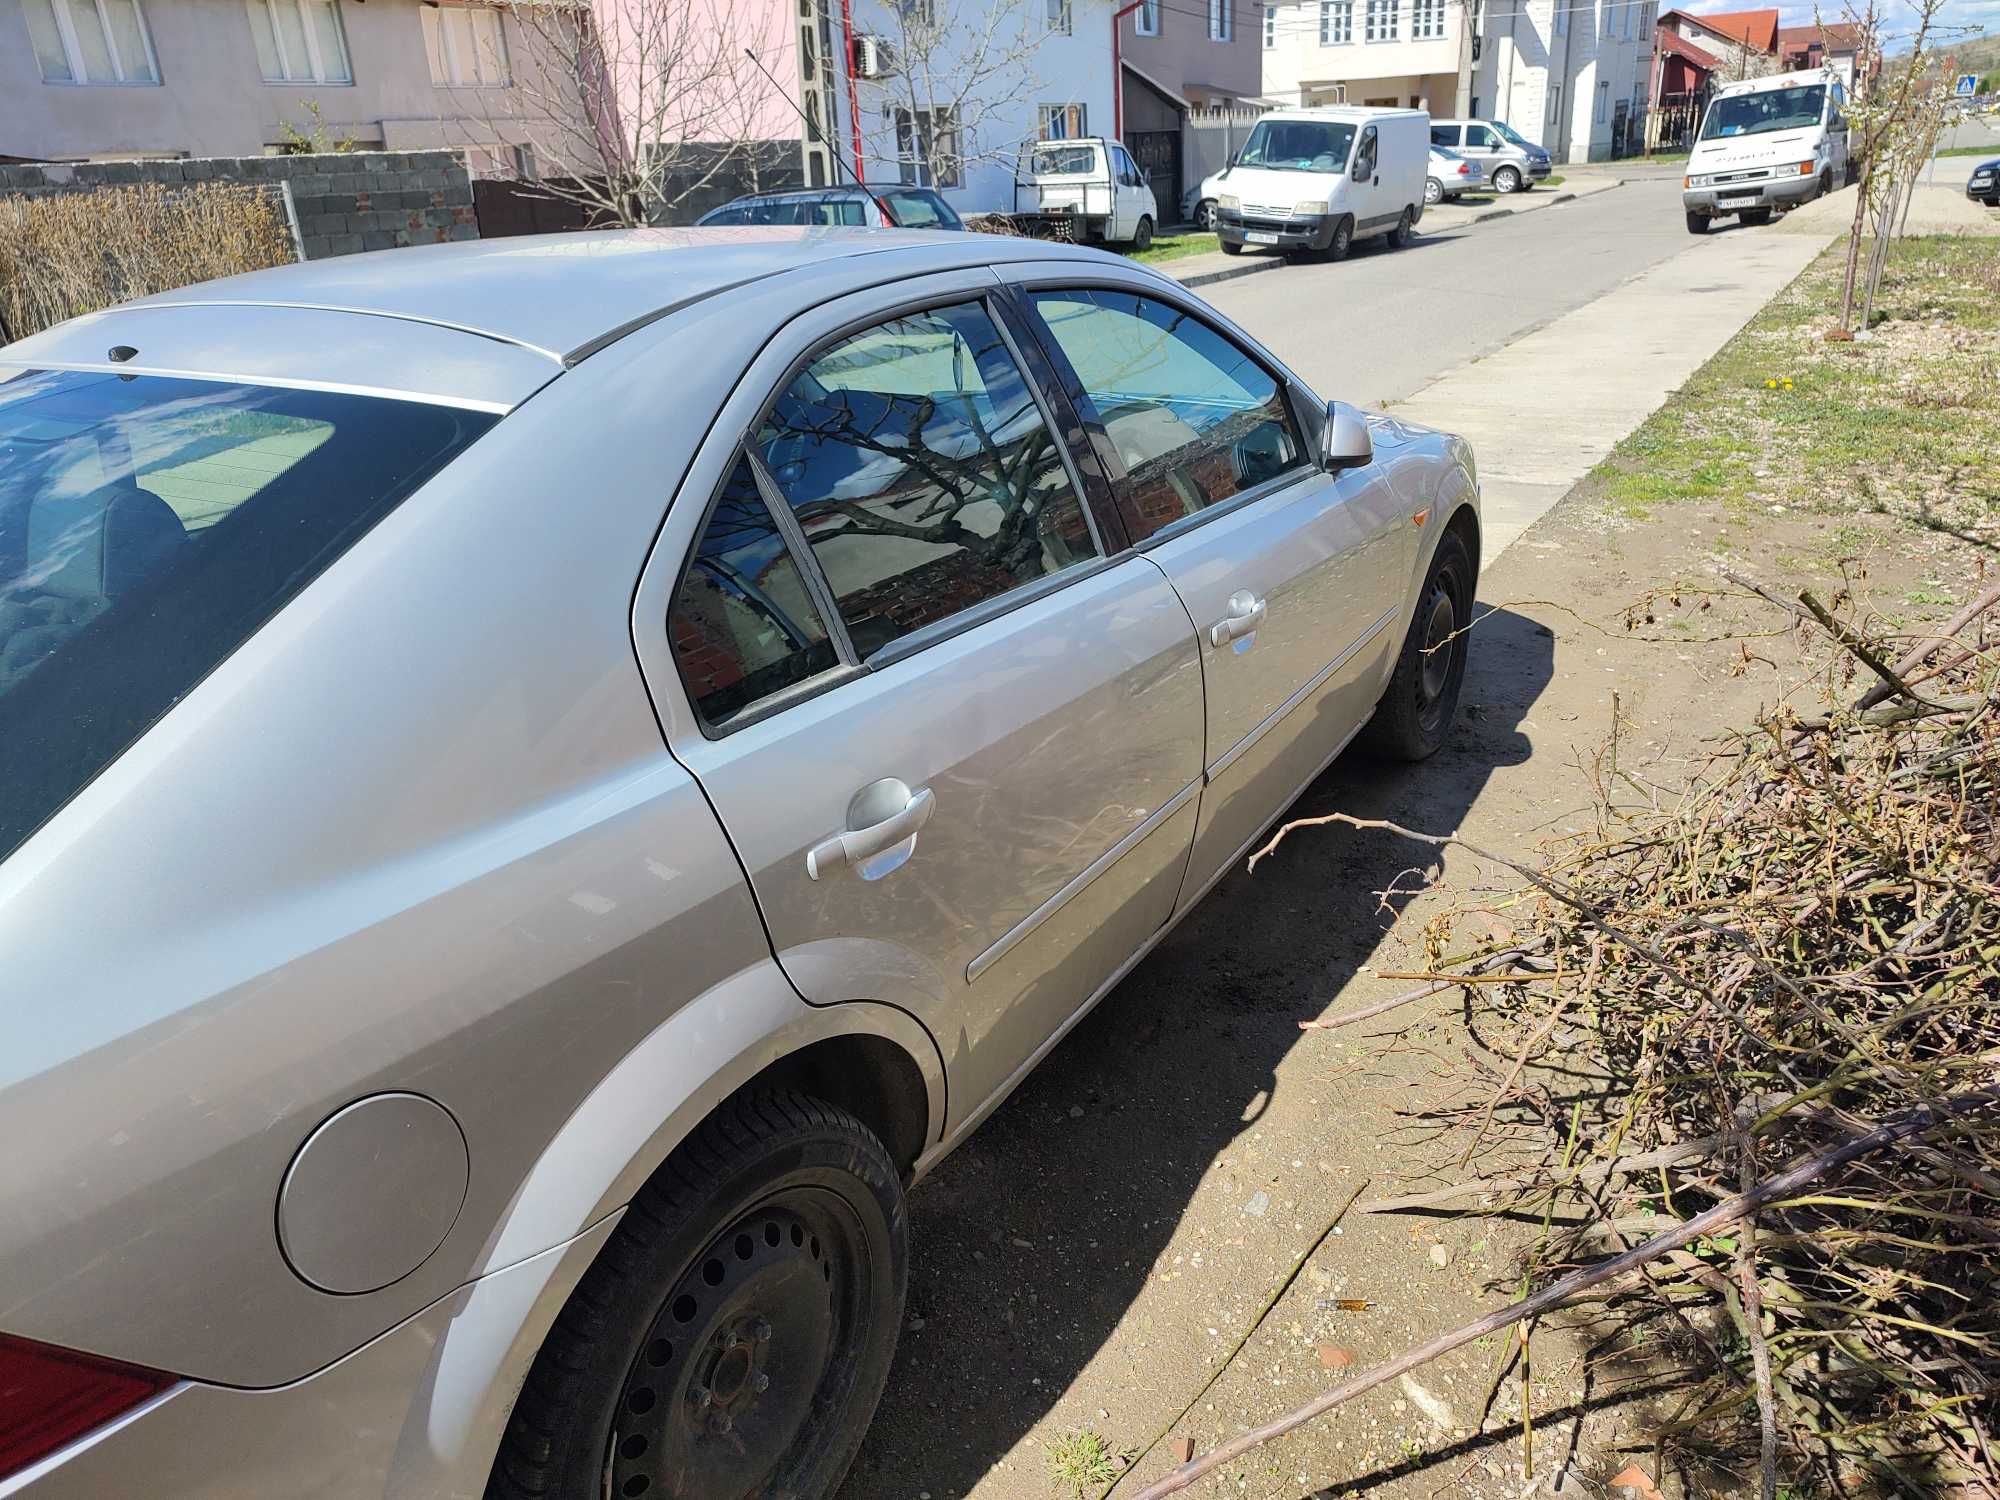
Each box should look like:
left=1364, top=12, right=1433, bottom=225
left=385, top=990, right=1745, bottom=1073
left=1428, top=118, right=1554, bottom=193
left=0, top=228, right=1478, bottom=1500
left=1427, top=144, right=1487, bottom=203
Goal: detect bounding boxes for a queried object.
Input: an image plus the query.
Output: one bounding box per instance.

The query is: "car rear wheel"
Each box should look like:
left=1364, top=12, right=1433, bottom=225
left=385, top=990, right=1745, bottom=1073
left=486, top=1092, right=906, bottom=1500
left=1685, top=210, right=1709, bottom=235
left=1362, top=529, right=1472, bottom=762
left=1493, top=165, right=1522, bottom=194
left=1424, top=177, right=1443, bottom=205
left=1387, top=207, right=1414, bottom=248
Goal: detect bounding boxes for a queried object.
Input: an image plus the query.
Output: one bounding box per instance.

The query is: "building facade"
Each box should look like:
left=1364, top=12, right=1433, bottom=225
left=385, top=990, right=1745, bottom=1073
left=1259, top=0, right=1474, bottom=116
left=1472, top=0, right=1654, bottom=161
left=1120, top=0, right=1265, bottom=213
left=0, top=0, right=564, bottom=167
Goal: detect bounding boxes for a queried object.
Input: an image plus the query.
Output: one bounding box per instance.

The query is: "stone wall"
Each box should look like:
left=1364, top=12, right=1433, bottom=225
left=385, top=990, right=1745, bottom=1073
left=0, top=150, right=477, bottom=260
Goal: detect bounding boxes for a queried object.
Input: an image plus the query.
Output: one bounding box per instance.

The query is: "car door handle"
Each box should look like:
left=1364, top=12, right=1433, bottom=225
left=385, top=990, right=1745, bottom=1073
left=807, top=784, right=936, bottom=881
left=1209, top=591, right=1268, bottom=648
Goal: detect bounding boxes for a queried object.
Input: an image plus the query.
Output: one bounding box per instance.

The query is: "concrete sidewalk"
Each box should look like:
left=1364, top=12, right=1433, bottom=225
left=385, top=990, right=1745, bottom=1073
left=1391, top=222, right=1835, bottom=564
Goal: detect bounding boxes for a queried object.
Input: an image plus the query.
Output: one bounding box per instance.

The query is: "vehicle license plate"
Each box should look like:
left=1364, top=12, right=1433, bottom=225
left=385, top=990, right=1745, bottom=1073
left=1721, top=193, right=1760, bottom=208
left=1246, top=231, right=1281, bottom=245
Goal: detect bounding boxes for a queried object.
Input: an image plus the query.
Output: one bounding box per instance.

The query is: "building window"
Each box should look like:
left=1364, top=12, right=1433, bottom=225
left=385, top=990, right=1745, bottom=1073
left=1135, top=0, right=1159, bottom=34
left=246, top=0, right=351, bottom=83
left=1547, top=80, right=1561, bottom=123
left=23, top=0, right=160, bottom=84
left=1263, top=4, right=1275, bottom=46
left=1039, top=101, right=1088, bottom=138
left=1207, top=0, right=1231, bottom=42
left=1363, top=0, right=1396, bottom=41
left=421, top=6, right=509, bottom=87
left=1046, top=0, right=1071, bottom=33
left=1319, top=0, right=1352, bottom=43
left=1410, top=0, right=1443, bottom=38
left=893, top=106, right=960, bottom=187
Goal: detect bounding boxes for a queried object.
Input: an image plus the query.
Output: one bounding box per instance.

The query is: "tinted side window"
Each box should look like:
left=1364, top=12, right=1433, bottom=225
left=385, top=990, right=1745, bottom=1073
left=669, top=456, right=837, bottom=726
left=1028, top=290, right=1305, bottom=542
left=1429, top=124, right=1458, bottom=147
left=1464, top=124, right=1496, bottom=147
left=756, top=301, right=1097, bottom=656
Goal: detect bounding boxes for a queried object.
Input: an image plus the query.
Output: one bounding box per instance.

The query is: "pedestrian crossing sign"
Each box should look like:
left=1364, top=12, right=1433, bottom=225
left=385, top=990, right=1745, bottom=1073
left=1958, top=74, right=1979, bottom=96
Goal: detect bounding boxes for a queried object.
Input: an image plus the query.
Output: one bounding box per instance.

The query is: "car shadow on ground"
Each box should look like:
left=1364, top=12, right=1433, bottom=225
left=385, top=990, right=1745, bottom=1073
left=837, top=601, right=1556, bottom=1498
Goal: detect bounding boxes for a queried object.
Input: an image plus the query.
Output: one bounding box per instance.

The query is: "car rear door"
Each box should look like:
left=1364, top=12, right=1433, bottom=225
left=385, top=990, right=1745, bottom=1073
left=632, top=269, right=1205, bottom=1137
left=1009, top=276, right=1411, bottom=907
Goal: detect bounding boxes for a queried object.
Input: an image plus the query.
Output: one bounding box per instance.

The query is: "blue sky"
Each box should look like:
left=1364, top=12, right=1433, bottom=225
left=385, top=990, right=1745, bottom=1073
left=1686, top=0, right=1998, bottom=52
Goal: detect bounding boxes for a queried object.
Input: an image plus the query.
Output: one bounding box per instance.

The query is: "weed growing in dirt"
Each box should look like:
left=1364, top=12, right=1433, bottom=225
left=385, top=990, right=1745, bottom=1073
left=1046, top=1428, right=1121, bottom=1497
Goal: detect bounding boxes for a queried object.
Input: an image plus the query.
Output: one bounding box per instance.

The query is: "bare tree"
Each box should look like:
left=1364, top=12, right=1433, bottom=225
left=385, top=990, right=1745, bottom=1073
left=853, top=0, right=1072, bottom=200
left=470, top=0, right=787, bottom=227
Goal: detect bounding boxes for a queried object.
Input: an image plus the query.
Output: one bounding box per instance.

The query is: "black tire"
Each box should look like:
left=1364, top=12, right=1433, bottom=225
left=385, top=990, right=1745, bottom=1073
left=1327, top=215, right=1354, bottom=261
left=487, top=1092, right=907, bottom=1500
left=1819, top=169, right=1833, bottom=200
left=1739, top=207, right=1773, bottom=226
left=1196, top=198, right=1217, bottom=230
left=1493, top=165, right=1523, bottom=194
left=1424, top=176, right=1443, bottom=205
left=1686, top=209, right=1709, bottom=235
left=1362, top=529, right=1473, bottom=762
left=1219, top=238, right=1244, bottom=256
left=1131, top=215, right=1154, bottom=252
left=1387, top=207, right=1414, bottom=248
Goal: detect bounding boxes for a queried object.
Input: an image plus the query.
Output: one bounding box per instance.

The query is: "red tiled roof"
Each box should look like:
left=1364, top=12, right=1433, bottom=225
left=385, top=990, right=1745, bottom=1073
left=1662, top=7, right=1780, bottom=53
left=1777, top=22, right=1864, bottom=54
left=1655, top=27, right=1721, bottom=69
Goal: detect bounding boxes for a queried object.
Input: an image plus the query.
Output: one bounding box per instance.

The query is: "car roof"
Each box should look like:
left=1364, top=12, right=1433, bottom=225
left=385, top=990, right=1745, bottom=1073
left=0, top=228, right=1127, bottom=408
left=1266, top=106, right=1427, bottom=121
left=37, top=227, right=1090, bottom=366
left=1716, top=66, right=1836, bottom=96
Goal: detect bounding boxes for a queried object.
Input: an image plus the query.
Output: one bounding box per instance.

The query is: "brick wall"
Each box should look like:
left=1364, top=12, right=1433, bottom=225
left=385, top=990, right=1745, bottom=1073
left=0, top=150, right=477, bottom=261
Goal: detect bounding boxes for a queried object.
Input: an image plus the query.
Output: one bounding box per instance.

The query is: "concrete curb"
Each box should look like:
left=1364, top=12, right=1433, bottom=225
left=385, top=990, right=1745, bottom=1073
left=1473, top=207, right=1516, bottom=223
left=1175, top=256, right=1287, bottom=289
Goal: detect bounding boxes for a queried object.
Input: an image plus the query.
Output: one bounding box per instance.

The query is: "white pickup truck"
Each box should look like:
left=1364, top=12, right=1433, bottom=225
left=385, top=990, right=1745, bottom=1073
left=1011, top=138, right=1159, bottom=250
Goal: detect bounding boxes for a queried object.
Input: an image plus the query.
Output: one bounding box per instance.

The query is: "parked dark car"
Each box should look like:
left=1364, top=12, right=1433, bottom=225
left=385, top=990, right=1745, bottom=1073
left=1968, top=158, right=1999, bottom=207
left=696, top=185, right=965, bottom=230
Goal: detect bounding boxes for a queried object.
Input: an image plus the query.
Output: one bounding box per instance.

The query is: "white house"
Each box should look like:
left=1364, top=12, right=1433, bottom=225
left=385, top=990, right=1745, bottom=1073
left=1472, top=0, right=1654, bottom=161
left=841, top=0, right=1121, bottom=216
left=1258, top=0, right=1474, bottom=115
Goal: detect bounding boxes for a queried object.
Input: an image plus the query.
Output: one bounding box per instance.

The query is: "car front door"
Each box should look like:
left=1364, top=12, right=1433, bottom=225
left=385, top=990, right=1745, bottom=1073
left=634, top=271, right=1206, bottom=1138
left=1461, top=122, right=1498, bottom=167
left=1013, top=279, right=1412, bottom=907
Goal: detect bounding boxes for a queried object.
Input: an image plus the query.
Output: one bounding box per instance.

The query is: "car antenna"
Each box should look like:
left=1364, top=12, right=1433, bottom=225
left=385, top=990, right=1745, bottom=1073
left=741, top=48, right=873, bottom=197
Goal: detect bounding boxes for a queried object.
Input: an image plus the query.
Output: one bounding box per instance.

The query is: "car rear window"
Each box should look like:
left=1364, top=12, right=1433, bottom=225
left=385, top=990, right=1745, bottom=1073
left=1031, top=145, right=1099, bottom=177
left=879, top=189, right=963, bottom=229
left=0, top=368, right=494, bottom=861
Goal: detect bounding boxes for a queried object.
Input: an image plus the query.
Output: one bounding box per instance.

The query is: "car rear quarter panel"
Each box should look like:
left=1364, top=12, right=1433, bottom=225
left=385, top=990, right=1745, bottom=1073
left=0, top=315, right=937, bottom=1392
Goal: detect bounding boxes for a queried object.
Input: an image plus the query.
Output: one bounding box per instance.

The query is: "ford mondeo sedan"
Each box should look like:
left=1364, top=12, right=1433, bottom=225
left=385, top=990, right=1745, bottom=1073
left=0, top=229, right=1477, bottom=1499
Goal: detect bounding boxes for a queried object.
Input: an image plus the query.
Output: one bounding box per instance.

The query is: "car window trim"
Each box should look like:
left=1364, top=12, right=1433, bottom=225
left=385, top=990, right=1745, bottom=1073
left=691, top=281, right=1120, bottom=720
left=1006, top=277, right=1317, bottom=546
left=663, top=452, right=860, bottom=739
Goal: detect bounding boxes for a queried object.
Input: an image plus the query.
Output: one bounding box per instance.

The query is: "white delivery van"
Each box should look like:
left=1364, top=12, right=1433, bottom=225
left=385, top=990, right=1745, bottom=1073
left=1012, top=138, right=1160, bottom=249
left=1213, top=106, right=1429, bottom=261
left=1683, top=67, right=1851, bottom=234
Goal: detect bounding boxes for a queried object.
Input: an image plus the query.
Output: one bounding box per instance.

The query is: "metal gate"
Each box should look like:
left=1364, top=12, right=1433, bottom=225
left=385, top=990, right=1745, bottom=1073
left=1129, top=129, right=1182, bottom=226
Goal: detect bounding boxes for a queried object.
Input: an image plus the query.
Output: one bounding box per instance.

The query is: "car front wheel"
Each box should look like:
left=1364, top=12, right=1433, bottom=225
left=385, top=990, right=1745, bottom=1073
left=1493, top=165, right=1522, bottom=193
left=486, top=1092, right=907, bottom=1500
left=1196, top=198, right=1218, bottom=230
left=1362, top=528, right=1472, bottom=761
left=1131, top=215, right=1154, bottom=252
left=1326, top=215, right=1355, bottom=260
left=1685, top=209, right=1709, bottom=235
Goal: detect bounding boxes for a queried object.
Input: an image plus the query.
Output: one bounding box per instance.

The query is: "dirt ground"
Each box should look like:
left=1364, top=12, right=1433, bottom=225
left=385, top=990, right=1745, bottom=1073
left=835, top=259, right=1994, bottom=1500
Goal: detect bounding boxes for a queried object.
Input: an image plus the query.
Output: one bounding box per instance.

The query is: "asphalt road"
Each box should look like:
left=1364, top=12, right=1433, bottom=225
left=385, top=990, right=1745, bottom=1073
left=1202, top=176, right=1702, bottom=409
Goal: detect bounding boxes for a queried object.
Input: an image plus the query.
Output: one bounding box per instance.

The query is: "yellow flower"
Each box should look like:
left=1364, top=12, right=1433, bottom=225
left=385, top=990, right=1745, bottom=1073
left=1766, top=378, right=1778, bottom=388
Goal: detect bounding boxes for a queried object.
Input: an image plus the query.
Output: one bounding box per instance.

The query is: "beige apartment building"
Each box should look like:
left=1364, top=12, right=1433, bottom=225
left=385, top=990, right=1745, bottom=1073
left=1257, top=0, right=1473, bottom=115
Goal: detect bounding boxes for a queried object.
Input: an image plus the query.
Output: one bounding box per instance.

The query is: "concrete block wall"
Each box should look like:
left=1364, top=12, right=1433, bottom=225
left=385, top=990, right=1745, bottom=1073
left=0, top=150, right=477, bottom=260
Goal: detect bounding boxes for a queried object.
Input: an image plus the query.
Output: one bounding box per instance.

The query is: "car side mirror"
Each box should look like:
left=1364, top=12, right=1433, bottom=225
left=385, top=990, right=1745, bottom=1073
left=1227, top=150, right=1240, bottom=168
left=1323, top=400, right=1372, bottom=470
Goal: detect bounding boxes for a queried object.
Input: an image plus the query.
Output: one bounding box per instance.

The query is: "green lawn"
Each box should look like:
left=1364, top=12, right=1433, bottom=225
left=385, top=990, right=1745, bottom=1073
left=1936, top=144, right=2000, bottom=158
left=1127, top=232, right=1220, bottom=265
left=1540, top=174, right=1567, bottom=189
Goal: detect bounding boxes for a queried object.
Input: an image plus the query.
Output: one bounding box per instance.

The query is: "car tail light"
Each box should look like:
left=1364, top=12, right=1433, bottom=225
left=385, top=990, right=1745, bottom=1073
left=1458, top=162, right=1473, bottom=175
left=0, top=1334, right=172, bottom=1480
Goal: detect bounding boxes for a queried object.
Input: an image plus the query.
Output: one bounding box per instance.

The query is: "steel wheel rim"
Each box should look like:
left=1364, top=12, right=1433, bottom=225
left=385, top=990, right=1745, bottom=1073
left=1425, top=178, right=1441, bottom=204
left=605, top=1189, right=872, bottom=1500
left=1415, top=565, right=1465, bottom=735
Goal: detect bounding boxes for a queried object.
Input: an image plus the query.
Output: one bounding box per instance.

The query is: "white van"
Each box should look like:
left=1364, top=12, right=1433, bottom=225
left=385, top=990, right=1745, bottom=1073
left=1213, top=107, right=1429, bottom=261
left=1683, top=67, right=1851, bottom=234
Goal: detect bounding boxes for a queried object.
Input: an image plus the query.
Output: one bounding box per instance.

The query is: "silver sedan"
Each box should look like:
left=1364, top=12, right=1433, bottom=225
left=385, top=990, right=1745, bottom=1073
left=0, top=228, right=1478, bottom=1500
